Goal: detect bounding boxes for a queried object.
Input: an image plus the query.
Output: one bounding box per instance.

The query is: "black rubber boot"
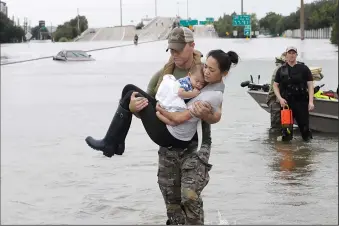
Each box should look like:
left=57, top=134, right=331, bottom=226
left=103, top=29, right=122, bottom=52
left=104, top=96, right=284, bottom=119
left=85, top=104, right=132, bottom=157
left=301, top=128, right=313, bottom=142
left=281, top=127, right=293, bottom=142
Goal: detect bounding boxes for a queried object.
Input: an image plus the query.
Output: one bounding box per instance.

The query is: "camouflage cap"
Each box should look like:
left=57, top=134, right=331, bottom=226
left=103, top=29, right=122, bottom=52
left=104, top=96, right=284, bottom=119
left=166, top=27, right=194, bottom=52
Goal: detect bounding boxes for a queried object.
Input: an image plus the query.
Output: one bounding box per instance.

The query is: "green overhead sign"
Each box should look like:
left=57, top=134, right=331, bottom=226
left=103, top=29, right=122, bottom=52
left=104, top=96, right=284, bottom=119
left=232, top=15, right=251, bottom=26
left=179, top=19, right=198, bottom=27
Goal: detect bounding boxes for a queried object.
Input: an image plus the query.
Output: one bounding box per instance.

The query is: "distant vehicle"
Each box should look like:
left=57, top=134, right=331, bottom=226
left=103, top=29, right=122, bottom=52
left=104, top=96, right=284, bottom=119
left=89, top=29, right=96, bottom=33
left=52, top=50, right=95, bottom=61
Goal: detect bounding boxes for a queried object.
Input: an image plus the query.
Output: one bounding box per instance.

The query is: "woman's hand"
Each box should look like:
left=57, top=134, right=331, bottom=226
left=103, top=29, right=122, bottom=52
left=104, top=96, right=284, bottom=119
left=156, top=103, right=174, bottom=120
left=190, top=101, right=213, bottom=119
left=129, top=92, right=148, bottom=113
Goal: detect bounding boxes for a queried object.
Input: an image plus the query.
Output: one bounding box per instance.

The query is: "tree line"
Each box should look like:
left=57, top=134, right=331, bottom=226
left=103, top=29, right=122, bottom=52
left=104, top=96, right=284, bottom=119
left=0, top=12, right=25, bottom=43
left=330, top=1, right=338, bottom=45
left=0, top=12, right=89, bottom=43
left=53, top=15, right=88, bottom=42
left=213, top=0, right=337, bottom=44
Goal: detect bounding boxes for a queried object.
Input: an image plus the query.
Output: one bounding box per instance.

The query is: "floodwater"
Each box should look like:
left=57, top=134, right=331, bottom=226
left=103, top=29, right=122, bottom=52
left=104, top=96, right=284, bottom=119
left=1, top=38, right=338, bottom=225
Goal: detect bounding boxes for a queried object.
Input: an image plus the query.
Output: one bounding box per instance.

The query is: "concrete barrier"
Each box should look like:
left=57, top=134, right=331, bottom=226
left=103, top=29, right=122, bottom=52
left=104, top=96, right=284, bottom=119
left=283, top=27, right=332, bottom=39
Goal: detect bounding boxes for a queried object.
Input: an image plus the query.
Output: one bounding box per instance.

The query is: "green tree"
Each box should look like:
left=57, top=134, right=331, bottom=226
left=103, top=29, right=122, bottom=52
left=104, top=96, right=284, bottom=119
left=53, top=15, right=88, bottom=42
left=259, top=0, right=337, bottom=35
left=0, top=12, right=25, bottom=43
left=259, top=12, right=284, bottom=36
left=330, top=2, right=338, bottom=45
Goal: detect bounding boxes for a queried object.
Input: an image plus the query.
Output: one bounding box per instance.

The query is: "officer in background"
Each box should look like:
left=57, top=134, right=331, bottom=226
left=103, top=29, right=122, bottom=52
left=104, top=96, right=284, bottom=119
left=273, top=46, right=314, bottom=141
left=266, top=52, right=286, bottom=132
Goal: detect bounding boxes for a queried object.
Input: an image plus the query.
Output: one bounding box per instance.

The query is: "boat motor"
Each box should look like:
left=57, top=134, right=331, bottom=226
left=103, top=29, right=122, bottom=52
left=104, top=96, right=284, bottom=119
left=240, top=80, right=270, bottom=92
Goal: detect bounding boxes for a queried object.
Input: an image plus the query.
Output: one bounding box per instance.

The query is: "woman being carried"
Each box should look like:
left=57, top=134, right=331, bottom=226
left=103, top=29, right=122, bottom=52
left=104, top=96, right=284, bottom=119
left=85, top=49, right=239, bottom=157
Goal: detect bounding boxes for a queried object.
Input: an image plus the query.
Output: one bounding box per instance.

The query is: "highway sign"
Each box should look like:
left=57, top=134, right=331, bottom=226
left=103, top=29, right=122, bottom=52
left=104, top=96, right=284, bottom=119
left=244, top=25, right=251, bottom=37
left=180, top=20, right=189, bottom=27
left=180, top=19, right=198, bottom=27
left=232, top=15, right=251, bottom=26
left=206, top=17, right=214, bottom=22
left=199, top=21, right=206, bottom=25
left=190, top=20, right=198, bottom=25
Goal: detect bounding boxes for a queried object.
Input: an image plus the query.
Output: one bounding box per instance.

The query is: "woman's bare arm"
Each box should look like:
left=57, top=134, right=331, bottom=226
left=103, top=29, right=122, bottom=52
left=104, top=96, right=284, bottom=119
left=156, top=111, right=177, bottom=126
left=156, top=104, right=192, bottom=124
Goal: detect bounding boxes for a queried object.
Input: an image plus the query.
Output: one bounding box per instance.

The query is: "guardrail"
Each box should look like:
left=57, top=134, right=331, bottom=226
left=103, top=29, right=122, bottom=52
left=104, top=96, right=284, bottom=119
left=1, top=39, right=166, bottom=66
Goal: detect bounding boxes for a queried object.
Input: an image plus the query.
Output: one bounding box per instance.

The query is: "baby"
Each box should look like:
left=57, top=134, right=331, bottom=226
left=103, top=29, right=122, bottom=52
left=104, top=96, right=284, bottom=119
left=156, top=64, right=205, bottom=112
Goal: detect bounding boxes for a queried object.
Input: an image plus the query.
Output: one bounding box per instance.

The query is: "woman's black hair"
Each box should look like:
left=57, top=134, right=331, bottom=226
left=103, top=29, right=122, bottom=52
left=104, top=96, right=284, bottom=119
left=206, top=49, right=239, bottom=72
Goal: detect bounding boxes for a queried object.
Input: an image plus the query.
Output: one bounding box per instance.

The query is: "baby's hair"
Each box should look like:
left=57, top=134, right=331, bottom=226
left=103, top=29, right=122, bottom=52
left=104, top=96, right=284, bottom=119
left=189, top=64, right=204, bottom=77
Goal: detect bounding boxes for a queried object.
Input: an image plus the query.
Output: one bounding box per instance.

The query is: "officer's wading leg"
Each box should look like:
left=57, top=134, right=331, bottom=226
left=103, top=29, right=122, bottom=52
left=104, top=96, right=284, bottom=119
left=289, top=101, right=312, bottom=141
left=158, top=147, right=186, bottom=225
left=269, top=100, right=281, bottom=132
left=181, top=153, right=211, bottom=225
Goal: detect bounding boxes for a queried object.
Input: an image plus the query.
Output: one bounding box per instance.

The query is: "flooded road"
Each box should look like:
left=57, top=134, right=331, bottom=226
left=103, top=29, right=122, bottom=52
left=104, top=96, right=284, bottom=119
left=1, top=38, right=338, bottom=224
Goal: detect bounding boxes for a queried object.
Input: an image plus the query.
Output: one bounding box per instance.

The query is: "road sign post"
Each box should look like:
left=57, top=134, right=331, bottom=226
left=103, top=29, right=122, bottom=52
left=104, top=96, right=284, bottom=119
left=232, top=15, right=251, bottom=38
left=244, top=25, right=251, bottom=38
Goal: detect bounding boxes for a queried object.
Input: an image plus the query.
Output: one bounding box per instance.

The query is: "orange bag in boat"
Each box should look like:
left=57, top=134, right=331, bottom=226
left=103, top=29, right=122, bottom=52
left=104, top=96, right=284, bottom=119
left=281, top=105, right=293, bottom=128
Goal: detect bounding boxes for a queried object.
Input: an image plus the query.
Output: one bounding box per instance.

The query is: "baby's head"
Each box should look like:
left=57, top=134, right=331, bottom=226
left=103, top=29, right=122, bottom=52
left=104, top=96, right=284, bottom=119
left=189, top=64, right=205, bottom=90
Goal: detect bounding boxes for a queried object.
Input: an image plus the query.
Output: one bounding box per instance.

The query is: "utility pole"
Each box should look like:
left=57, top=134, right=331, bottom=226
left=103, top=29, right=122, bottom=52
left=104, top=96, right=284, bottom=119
left=155, top=0, right=157, bottom=17
left=120, top=0, right=123, bottom=26
left=241, top=0, right=243, bottom=15
left=23, top=17, right=27, bottom=33
left=77, top=8, right=80, bottom=34
left=177, top=2, right=179, bottom=17
left=300, top=0, right=305, bottom=40
left=186, top=0, right=188, bottom=19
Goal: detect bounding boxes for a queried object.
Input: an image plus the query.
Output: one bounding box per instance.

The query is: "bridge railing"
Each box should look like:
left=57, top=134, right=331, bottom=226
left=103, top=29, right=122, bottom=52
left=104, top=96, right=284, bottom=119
left=142, top=17, right=158, bottom=30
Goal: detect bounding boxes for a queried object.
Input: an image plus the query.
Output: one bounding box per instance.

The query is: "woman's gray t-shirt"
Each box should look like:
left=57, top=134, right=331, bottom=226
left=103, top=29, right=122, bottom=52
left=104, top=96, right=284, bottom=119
left=167, top=81, right=225, bottom=141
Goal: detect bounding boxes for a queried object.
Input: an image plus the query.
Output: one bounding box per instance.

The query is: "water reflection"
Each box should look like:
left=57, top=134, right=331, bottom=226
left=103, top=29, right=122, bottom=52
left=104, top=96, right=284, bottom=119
left=267, top=132, right=315, bottom=186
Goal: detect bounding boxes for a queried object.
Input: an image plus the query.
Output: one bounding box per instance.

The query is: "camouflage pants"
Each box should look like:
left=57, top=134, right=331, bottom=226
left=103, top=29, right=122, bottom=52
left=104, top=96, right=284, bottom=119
left=157, top=145, right=212, bottom=225
left=269, top=100, right=281, bottom=131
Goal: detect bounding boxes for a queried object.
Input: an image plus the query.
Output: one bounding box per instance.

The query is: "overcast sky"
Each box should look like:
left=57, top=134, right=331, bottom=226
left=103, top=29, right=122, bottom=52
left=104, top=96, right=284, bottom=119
left=6, top=0, right=317, bottom=28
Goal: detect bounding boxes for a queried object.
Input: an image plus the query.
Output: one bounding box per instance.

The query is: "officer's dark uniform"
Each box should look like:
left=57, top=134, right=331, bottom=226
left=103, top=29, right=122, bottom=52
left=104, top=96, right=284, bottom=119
left=274, top=62, right=313, bottom=141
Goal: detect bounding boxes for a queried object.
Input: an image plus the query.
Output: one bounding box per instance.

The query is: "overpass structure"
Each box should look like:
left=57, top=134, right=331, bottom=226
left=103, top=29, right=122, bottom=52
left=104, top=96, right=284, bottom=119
left=76, top=16, right=218, bottom=42
left=76, top=17, right=175, bottom=42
